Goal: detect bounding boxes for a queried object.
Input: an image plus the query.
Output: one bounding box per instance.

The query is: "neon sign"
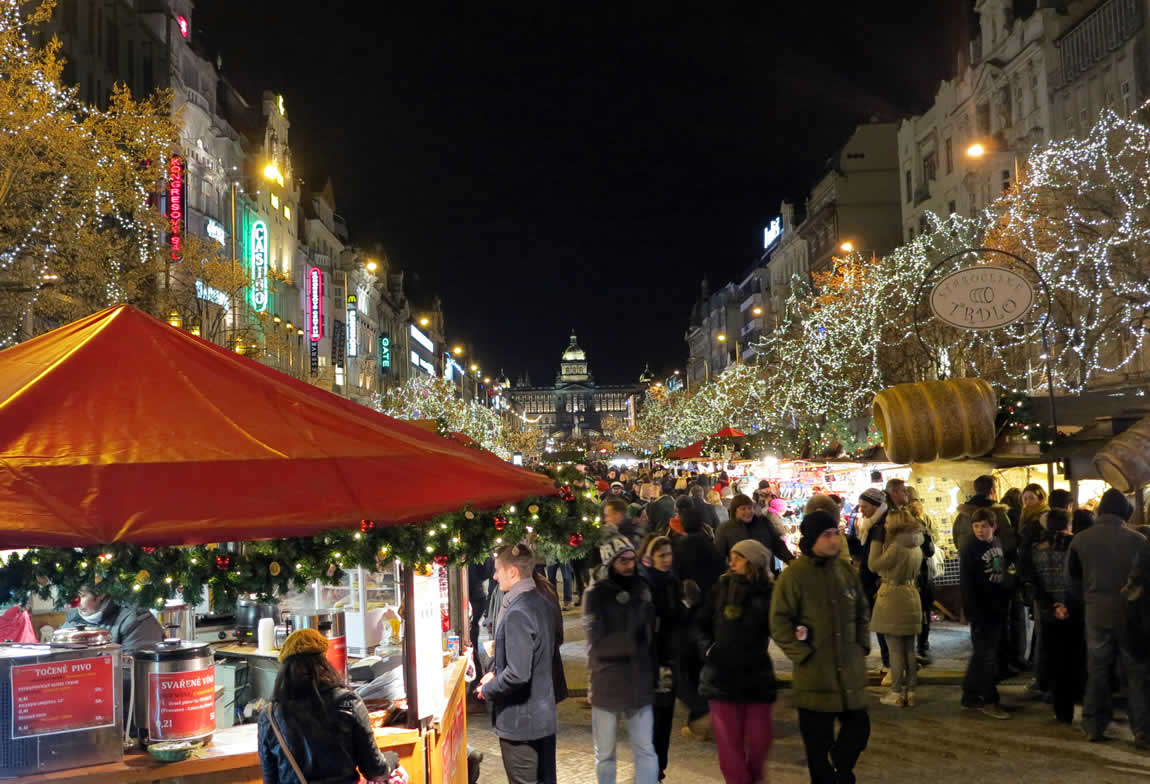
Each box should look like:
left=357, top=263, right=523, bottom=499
left=763, top=216, right=783, bottom=249
left=379, top=335, right=391, bottom=374
left=346, top=295, right=358, bottom=357
left=250, top=220, right=268, bottom=312
left=176, top=15, right=189, bottom=38
left=307, top=266, right=323, bottom=342
left=409, top=324, right=434, bottom=352
left=206, top=218, right=226, bottom=246
left=167, top=156, right=184, bottom=261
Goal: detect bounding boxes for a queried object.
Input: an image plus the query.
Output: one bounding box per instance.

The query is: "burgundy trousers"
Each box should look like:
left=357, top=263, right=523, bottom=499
left=708, top=700, right=774, bottom=784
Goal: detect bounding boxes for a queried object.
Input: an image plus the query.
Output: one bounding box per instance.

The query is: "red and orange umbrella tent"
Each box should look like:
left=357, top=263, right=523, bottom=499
left=711, top=427, right=746, bottom=439
left=0, top=305, right=555, bottom=547
left=667, top=440, right=705, bottom=460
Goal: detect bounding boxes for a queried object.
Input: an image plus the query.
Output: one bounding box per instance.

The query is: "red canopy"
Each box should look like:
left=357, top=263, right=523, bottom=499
left=667, top=440, right=705, bottom=460
left=0, top=305, right=556, bottom=547
left=711, top=427, right=746, bottom=438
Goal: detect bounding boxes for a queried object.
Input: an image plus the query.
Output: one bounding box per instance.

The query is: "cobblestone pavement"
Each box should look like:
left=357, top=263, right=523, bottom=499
left=469, top=685, right=1150, bottom=784
left=470, top=612, right=1150, bottom=783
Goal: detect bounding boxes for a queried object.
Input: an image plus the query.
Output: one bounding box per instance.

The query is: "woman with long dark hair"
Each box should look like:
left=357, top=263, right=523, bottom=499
left=639, top=535, right=683, bottom=781
left=259, top=628, right=407, bottom=784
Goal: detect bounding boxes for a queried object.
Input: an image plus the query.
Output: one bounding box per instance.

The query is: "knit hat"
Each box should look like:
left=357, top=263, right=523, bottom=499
left=768, top=498, right=787, bottom=516
left=804, top=493, right=841, bottom=522
left=799, top=510, right=839, bottom=556
left=730, top=539, right=771, bottom=570
left=1098, top=488, right=1133, bottom=520
left=279, top=628, right=329, bottom=662
left=599, top=535, right=635, bottom=565
left=859, top=488, right=885, bottom=507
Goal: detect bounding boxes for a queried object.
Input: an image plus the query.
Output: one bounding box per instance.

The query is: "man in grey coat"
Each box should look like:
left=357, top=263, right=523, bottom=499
left=584, top=535, right=659, bottom=784
left=478, top=543, right=558, bottom=784
left=64, top=585, right=164, bottom=655
left=1067, top=488, right=1148, bottom=747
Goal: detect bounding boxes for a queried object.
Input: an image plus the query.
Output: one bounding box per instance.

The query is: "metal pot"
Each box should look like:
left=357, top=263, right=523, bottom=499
left=234, top=598, right=278, bottom=641
left=273, top=611, right=293, bottom=650
left=152, top=601, right=195, bottom=642
left=133, top=639, right=215, bottom=746
left=289, top=610, right=347, bottom=678
left=51, top=624, right=113, bottom=646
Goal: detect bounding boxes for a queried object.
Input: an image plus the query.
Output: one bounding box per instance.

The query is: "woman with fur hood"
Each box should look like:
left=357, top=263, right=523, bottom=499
left=868, top=500, right=924, bottom=707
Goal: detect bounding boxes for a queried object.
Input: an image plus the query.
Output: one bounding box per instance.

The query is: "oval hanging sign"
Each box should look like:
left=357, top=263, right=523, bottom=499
left=930, top=266, right=1034, bottom=330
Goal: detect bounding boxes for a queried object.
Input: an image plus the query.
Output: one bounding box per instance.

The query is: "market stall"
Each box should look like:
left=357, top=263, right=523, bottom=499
left=0, top=305, right=583, bottom=783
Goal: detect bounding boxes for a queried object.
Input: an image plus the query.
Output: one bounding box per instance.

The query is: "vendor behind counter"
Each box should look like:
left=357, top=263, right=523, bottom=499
left=62, top=584, right=164, bottom=655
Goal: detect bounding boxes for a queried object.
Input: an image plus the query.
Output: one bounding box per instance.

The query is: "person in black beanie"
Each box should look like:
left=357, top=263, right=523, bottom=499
left=1067, top=488, right=1148, bottom=747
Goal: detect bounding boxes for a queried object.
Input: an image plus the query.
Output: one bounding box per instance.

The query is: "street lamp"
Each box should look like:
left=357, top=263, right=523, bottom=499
left=365, top=259, right=379, bottom=273
left=418, top=317, right=430, bottom=327
left=966, top=143, right=986, bottom=159
left=262, top=163, right=283, bottom=185
left=839, top=241, right=854, bottom=253
left=716, top=333, right=727, bottom=342
left=452, top=346, right=464, bottom=356
left=168, top=310, right=183, bottom=329
left=751, top=306, right=763, bottom=317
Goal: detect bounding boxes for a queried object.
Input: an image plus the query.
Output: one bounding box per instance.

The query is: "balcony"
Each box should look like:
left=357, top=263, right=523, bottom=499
left=1057, top=0, right=1143, bottom=87
left=912, top=181, right=932, bottom=207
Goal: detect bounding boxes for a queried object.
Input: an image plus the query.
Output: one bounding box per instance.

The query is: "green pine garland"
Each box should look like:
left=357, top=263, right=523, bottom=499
left=0, top=466, right=603, bottom=609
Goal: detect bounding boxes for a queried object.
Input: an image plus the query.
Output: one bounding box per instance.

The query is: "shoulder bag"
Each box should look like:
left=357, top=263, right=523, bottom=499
left=265, top=704, right=309, bottom=784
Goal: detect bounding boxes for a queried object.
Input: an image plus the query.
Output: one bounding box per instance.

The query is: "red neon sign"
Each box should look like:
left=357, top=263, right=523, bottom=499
left=176, top=16, right=189, bottom=38
left=168, top=156, right=184, bottom=261
left=308, top=266, right=323, bottom=342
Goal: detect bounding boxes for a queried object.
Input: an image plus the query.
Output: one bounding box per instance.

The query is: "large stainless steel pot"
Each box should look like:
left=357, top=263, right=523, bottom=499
left=51, top=624, right=113, bottom=646
left=287, top=610, right=347, bottom=678
left=234, top=598, right=277, bottom=641
left=132, top=640, right=215, bottom=746
left=152, top=601, right=195, bottom=642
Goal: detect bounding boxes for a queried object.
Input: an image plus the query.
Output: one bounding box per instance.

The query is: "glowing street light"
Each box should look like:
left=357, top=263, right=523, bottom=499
left=365, top=259, right=379, bottom=273
left=839, top=241, right=854, bottom=253
left=716, top=334, right=727, bottom=343
left=263, top=163, right=282, bottom=181
left=452, top=346, right=464, bottom=356
left=418, top=317, right=430, bottom=327
left=751, top=306, right=763, bottom=316
left=469, top=363, right=479, bottom=373
left=966, top=143, right=987, bottom=159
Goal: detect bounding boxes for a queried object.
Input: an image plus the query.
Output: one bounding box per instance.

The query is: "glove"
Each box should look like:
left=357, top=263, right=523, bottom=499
left=682, top=580, right=701, bottom=608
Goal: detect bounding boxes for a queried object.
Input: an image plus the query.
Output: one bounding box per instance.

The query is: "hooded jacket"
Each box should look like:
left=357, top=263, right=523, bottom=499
left=695, top=572, right=777, bottom=703
left=952, top=496, right=1015, bottom=557
left=258, top=684, right=399, bottom=784
left=713, top=513, right=795, bottom=571
left=1067, top=513, right=1147, bottom=629
left=64, top=601, right=163, bottom=656
left=672, top=505, right=725, bottom=598
left=583, top=568, right=657, bottom=712
left=868, top=511, right=924, bottom=636
left=769, top=552, right=870, bottom=713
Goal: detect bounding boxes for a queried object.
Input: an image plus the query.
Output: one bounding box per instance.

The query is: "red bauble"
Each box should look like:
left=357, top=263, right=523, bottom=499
left=493, top=516, right=508, bottom=531
left=569, top=533, right=584, bottom=547
left=215, top=555, right=232, bottom=571
left=360, top=519, right=375, bottom=532
left=559, top=486, right=575, bottom=502
left=434, top=554, right=450, bottom=567
left=142, top=546, right=155, bottom=554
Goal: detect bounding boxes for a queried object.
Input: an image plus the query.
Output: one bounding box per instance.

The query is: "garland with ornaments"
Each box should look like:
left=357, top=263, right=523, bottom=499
left=0, top=466, right=604, bottom=610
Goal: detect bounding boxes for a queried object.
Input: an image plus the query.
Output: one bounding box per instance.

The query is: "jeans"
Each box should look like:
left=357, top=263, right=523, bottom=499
left=546, top=562, right=574, bottom=605
left=876, top=633, right=890, bottom=669
left=796, top=708, right=870, bottom=784
left=709, top=700, right=773, bottom=784
left=962, top=620, right=1003, bottom=707
left=1083, top=622, right=1149, bottom=738
left=500, top=735, right=557, bottom=784
left=591, top=705, right=660, bottom=784
left=886, top=635, right=917, bottom=693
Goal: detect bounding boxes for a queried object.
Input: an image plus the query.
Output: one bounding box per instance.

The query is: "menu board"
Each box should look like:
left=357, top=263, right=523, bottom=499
left=412, top=566, right=446, bottom=718
left=11, top=655, right=117, bottom=739
left=326, top=635, right=348, bottom=679
left=148, top=667, right=216, bottom=738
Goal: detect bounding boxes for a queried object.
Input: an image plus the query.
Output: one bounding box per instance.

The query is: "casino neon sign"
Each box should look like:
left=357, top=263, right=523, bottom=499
left=167, top=155, right=184, bottom=261
left=250, top=220, right=268, bottom=312
left=307, top=266, right=323, bottom=342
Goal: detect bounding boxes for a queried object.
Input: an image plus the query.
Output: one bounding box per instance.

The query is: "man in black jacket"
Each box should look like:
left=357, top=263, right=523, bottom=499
left=959, top=509, right=1015, bottom=719
left=584, top=535, right=659, bottom=784
left=713, top=494, right=794, bottom=574
left=478, top=543, right=558, bottom=784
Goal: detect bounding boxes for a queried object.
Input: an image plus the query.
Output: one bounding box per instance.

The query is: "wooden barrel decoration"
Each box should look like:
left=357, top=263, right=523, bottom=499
left=873, top=378, right=998, bottom=464
left=1094, top=416, right=1150, bottom=493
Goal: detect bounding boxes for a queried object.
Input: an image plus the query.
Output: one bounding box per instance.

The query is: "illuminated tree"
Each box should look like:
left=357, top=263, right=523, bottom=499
left=0, top=1, right=178, bottom=344
left=376, top=375, right=511, bottom=458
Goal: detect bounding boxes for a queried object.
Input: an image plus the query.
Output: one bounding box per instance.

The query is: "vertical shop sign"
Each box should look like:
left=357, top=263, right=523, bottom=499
left=309, top=342, right=319, bottom=375
left=307, top=267, right=323, bottom=342
left=332, top=320, right=345, bottom=367
left=346, top=295, right=358, bottom=357
left=167, top=155, right=185, bottom=261
left=250, top=220, right=269, bottom=313
left=379, top=334, right=391, bottom=375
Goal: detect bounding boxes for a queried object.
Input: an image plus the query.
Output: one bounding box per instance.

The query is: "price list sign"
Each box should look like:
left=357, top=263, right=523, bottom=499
left=148, top=667, right=216, bottom=738
left=11, top=655, right=117, bottom=739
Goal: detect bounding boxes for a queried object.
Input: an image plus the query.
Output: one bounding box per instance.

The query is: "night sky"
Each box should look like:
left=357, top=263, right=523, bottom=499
left=195, top=1, right=974, bottom=385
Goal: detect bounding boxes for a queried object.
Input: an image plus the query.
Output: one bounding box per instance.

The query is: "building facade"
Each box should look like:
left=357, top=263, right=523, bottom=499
left=684, top=281, right=742, bottom=391
left=505, top=334, right=644, bottom=441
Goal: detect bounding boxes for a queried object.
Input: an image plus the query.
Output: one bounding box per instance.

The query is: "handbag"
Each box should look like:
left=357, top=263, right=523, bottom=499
left=265, top=705, right=308, bottom=784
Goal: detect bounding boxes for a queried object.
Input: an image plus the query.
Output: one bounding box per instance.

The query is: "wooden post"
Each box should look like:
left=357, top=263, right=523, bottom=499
left=1136, top=483, right=1146, bottom=527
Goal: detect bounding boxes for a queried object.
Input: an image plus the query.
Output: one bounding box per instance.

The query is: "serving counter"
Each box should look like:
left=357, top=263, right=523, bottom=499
left=8, top=658, right=467, bottom=784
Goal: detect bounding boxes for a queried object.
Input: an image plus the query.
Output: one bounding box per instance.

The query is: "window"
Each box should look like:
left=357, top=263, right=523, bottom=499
left=270, top=193, right=280, bottom=209
left=1002, top=169, right=1012, bottom=193
left=1080, top=107, right=1089, bottom=128
left=945, top=138, right=953, bottom=174
left=284, top=205, right=291, bottom=220
left=923, top=150, right=938, bottom=182
left=907, top=227, right=915, bottom=242
left=948, top=200, right=957, bottom=215
left=905, top=170, right=912, bottom=202
left=919, top=213, right=929, bottom=235
left=976, top=103, right=991, bottom=135
left=1123, top=81, right=1131, bottom=115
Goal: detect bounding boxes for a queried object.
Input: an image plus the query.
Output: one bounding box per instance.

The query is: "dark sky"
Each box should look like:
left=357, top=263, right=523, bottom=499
left=195, top=1, right=973, bottom=385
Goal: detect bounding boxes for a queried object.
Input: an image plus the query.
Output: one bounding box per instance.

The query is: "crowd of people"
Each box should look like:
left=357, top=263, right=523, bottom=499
left=472, top=464, right=1150, bottom=784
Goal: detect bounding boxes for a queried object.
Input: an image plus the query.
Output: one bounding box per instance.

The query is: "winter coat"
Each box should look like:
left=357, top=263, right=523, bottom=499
left=713, top=514, right=795, bottom=571
left=1067, top=514, right=1147, bottom=630
left=695, top=572, right=777, bottom=703
left=63, top=601, right=163, bottom=656
left=952, top=496, right=1014, bottom=557
left=672, top=509, right=725, bottom=599
left=583, top=571, right=657, bottom=712
left=1030, top=532, right=1077, bottom=624
left=483, top=586, right=558, bottom=741
left=647, top=495, right=677, bottom=533
left=711, top=503, right=730, bottom=524
left=769, top=553, right=870, bottom=713
left=857, top=502, right=888, bottom=601
left=639, top=564, right=684, bottom=707
left=258, top=685, right=399, bottom=784
left=868, top=511, right=924, bottom=636
left=1123, top=537, right=1150, bottom=657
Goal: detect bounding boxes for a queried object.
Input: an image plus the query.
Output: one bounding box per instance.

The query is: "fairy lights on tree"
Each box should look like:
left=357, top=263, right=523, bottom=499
left=376, top=374, right=511, bottom=458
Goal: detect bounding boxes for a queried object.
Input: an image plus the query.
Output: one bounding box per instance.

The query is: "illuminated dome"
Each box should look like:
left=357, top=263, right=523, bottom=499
left=561, top=331, right=586, bottom=362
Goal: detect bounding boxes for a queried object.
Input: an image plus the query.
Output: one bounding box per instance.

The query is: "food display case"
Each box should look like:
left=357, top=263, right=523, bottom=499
left=314, top=563, right=402, bottom=657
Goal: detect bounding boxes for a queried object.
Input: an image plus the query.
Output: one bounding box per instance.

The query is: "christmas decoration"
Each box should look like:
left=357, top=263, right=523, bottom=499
left=214, top=555, right=231, bottom=571
left=528, top=504, right=539, bottom=515
left=493, top=516, right=508, bottom=531
left=269, top=561, right=282, bottom=577
left=559, top=486, right=575, bottom=502
left=434, top=554, right=449, bottom=567
left=360, top=520, right=375, bottom=533
left=569, top=534, right=584, bottom=548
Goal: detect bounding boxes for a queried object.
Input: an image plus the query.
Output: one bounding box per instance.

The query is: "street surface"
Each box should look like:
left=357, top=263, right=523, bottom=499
left=468, top=610, right=1150, bottom=783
